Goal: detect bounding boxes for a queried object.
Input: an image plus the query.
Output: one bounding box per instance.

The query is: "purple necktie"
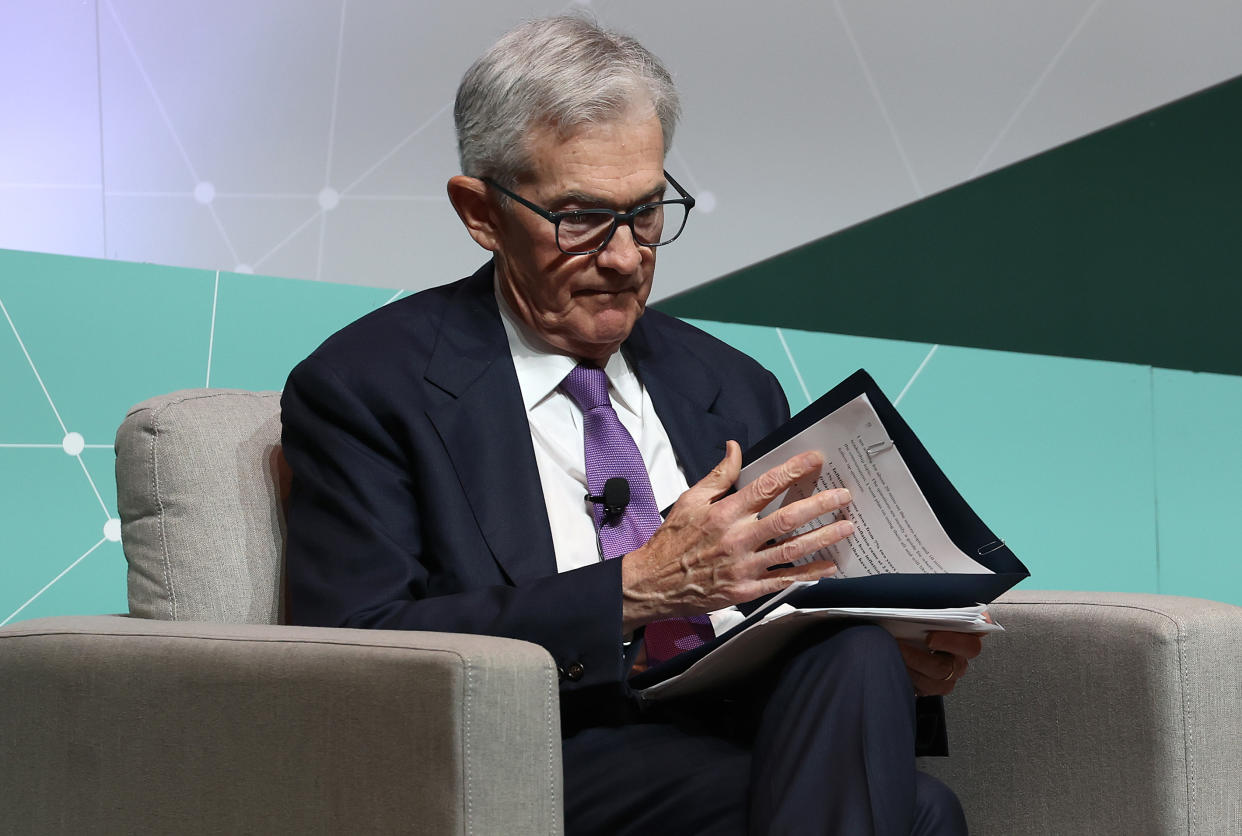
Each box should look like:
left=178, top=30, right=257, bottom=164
left=560, top=364, right=714, bottom=665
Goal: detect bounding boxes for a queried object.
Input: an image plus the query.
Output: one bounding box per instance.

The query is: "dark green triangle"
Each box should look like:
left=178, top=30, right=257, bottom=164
left=656, top=74, right=1242, bottom=376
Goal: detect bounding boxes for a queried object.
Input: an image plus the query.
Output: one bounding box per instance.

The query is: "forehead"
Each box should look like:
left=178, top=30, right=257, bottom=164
left=522, top=113, right=667, bottom=205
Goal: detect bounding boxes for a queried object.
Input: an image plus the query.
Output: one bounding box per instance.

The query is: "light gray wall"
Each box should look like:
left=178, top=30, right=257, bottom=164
left=3, top=0, right=1241, bottom=300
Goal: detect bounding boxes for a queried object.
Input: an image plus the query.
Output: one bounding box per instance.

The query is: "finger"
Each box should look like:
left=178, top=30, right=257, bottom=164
left=899, top=641, right=965, bottom=696
left=758, top=551, right=842, bottom=586
left=725, top=450, right=825, bottom=516
left=926, top=630, right=983, bottom=660
left=682, top=440, right=743, bottom=504
left=754, top=515, right=854, bottom=571
left=910, top=669, right=960, bottom=698
left=753, top=487, right=853, bottom=551
left=898, top=640, right=954, bottom=679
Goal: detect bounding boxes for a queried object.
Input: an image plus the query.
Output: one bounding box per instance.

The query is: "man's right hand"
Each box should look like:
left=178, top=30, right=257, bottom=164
left=620, top=440, right=855, bottom=633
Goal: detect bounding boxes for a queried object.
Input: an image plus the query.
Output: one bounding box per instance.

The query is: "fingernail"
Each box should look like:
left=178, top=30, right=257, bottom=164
left=838, top=520, right=855, bottom=536
left=837, top=488, right=852, bottom=504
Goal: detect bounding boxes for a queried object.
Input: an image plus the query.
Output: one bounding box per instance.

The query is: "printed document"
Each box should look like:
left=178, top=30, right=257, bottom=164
left=739, top=393, right=991, bottom=578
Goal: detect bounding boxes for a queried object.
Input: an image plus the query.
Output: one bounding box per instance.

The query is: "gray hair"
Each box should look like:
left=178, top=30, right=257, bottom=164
left=454, top=15, right=680, bottom=186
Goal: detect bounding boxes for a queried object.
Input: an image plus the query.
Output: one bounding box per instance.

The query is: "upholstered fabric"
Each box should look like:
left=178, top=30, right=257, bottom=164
left=0, top=615, right=563, bottom=835
left=115, top=389, right=286, bottom=623
left=921, top=590, right=1242, bottom=835
left=4, top=387, right=1240, bottom=834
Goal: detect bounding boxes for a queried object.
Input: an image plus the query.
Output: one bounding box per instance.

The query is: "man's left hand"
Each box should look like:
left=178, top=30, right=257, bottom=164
left=898, top=630, right=985, bottom=697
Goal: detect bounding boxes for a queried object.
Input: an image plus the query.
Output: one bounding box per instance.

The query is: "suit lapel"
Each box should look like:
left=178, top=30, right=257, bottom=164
left=423, top=265, right=557, bottom=585
left=626, top=315, right=749, bottom=485
left=421, top=274, right=749, bottom=583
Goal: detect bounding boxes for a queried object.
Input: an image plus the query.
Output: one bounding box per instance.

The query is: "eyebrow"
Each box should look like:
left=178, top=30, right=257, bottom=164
left=550, top=182, right=668, bottom=211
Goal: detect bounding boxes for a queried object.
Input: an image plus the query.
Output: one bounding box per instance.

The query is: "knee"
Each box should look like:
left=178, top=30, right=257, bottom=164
left=796, top=622, right=904, bottom=677
left=914, top=771, right=969, bottom=835
left=769, top=623, right=911, bottom=708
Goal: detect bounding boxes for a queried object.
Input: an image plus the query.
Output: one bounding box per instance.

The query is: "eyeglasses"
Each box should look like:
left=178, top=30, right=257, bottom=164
left=482, top=171, right=695, bottom=256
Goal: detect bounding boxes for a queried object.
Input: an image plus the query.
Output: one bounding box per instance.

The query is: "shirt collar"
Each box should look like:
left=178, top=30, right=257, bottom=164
left=495, top=279, right=642, bottom=418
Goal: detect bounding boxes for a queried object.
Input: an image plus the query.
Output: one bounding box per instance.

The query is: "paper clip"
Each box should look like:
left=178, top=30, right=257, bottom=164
left=865, top=440, right=893, bottom=457
left=976, top=539, right=1006, bottom=556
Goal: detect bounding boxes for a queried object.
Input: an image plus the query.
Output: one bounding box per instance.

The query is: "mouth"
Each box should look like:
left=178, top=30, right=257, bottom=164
left=575, top=286, right=637, bottom=297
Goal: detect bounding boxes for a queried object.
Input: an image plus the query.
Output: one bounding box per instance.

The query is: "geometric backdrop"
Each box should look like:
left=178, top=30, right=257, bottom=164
left=6, top=0, right=1242, bottom=623
left=6, top=0, right=1242, bottom=302
left=4, top=245, right=1240, bottom=629
left=659, top=74, right=1242, bottom=376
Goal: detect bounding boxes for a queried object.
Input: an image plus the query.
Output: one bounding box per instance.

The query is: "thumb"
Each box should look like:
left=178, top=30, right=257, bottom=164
left=695, top=440, right=742, bottom=500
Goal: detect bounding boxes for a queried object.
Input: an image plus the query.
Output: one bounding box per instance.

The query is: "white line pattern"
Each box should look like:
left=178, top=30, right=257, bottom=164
left=972, top=0, right=1107, bottom=177
left=1, top=538, right=108, bottom=627
left=777, top=328, right=813, bottom=406
left=0, top=295, right=69, bottom=435
left=206, top=270, right=219, bottom=386
left=76, top=454, right=113, bottom=519
left=895, top=344, right=939, bottom=406
left=0, top=443, right=110, bottom=449
left=0, top=294, right=117, bottom=616
left=834, top=0, right=924, bottom=198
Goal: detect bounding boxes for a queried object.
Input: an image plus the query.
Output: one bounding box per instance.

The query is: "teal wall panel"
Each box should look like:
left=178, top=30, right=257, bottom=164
left=208, top=272, right=396, bottom=392
left=0, top=248, right=394, bottom=626
left=1153, top=368, right=1242, bottom=600
left=687, top=320, right=1238, bottom=604
left=12, top=542, right=127, bottom=624
left=0, top=448, right=122, bottom=622
left=900, top=347, right=1158, bottom=595
left=0, top=249, right=216, bottom=441
left=682, top=318, right=937, bottom=412
left=3, top=248, right=1240, bottom=626
left=773, top=329, right=934, bottom=411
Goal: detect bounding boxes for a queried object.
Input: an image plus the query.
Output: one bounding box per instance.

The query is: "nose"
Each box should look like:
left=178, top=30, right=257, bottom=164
left=594, top=221, right=644, bottom=274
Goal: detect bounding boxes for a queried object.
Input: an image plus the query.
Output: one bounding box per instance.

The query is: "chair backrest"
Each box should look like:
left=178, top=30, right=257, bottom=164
left=115, top=389, right=287, bottom=624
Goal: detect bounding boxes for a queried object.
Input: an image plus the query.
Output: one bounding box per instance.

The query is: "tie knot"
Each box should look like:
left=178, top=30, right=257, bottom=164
left=560, top=364, right=610, bottom=411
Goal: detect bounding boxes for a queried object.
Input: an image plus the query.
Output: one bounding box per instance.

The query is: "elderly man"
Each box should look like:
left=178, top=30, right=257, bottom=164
left=283, top=15, right=978, bottom=834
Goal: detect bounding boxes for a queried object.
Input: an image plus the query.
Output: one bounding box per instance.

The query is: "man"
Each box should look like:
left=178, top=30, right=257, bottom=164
left=282, top=15, right=980, bottom=834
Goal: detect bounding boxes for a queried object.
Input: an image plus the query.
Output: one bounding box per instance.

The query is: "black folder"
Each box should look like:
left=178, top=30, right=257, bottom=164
left=631, top=368, right=1030, bottom=692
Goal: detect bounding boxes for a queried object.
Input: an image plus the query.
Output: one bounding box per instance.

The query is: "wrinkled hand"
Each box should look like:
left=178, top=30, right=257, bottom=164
left=899, top=628, right=986, bottom=696
left=620, top=440, right=854, bottom=632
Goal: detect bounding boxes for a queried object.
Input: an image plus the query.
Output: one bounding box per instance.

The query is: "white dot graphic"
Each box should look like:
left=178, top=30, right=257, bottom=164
left=697, top=190, right=717, bottom=214
left=103, top=518, right=122, bottom=542
left=318, top=187, right=340, bottom=211
left=194, top=182, right=216, bottom=204
left=234, top=263, right=254, bottom=274
left=62, top=432, right=85, bottom=456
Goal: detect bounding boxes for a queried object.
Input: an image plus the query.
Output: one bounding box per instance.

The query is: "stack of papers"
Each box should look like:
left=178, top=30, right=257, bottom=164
left=639, top=602, right=1001, bottom=702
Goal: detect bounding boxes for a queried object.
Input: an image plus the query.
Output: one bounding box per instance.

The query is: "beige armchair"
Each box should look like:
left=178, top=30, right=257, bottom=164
left=1, top=390, right=562, bottom=835
left=2, top=388, right=1240, bottom=834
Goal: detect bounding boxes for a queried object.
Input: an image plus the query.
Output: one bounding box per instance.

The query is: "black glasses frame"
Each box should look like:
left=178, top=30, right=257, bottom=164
left=482, top=171, right=695, bottom=256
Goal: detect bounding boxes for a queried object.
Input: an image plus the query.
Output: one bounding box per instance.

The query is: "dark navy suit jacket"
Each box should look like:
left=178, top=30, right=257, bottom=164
left=281, top=262, right=790, bottom=721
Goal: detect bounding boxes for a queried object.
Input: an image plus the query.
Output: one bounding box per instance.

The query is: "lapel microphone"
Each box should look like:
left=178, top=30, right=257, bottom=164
left=586, top=477, right=630, bottom=520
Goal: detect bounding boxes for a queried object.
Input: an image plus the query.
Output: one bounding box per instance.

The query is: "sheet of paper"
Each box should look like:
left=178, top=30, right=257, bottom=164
left=739, top=394, right=990, bottom=578
left=639, top=604, right=1002, bottom=701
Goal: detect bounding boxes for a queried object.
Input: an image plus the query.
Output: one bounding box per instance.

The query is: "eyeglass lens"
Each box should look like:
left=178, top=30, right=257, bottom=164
left=556, top=202, right=688, bottom=254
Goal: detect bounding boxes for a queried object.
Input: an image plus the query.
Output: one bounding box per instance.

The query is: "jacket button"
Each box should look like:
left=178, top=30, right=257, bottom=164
left=565, top=661, right=585, bottom=681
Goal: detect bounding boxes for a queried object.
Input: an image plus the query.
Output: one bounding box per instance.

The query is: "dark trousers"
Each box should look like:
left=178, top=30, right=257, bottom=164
left=562, top=624, right=968, bottom=835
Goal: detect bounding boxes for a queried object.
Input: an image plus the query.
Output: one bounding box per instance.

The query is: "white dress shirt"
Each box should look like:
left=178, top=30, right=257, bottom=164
left=496, top=285, right=689, bottom=573
left=495, top=284, right=748, bottom=637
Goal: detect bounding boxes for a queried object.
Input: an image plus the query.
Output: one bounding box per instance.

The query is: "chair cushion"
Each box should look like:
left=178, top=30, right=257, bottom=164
left=115, top=389, right=286, bottom=623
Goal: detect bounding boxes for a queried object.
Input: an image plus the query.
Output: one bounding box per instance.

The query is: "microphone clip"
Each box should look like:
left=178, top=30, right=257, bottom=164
left=586, top=476, right=631, bottom=522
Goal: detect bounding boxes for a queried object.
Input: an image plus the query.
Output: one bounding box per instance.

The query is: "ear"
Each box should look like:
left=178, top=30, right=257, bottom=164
left=447, top=175, right=502, bottom=252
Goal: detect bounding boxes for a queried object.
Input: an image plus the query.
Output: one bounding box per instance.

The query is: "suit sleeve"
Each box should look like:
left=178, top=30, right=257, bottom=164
left=281, top=353, right=629, bottom=703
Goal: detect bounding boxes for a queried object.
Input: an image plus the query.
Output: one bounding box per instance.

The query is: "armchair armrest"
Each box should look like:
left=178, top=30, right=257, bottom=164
left=0, top=616, right=563, bottom=835
left=920, top=590, right=1242, bottom=835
